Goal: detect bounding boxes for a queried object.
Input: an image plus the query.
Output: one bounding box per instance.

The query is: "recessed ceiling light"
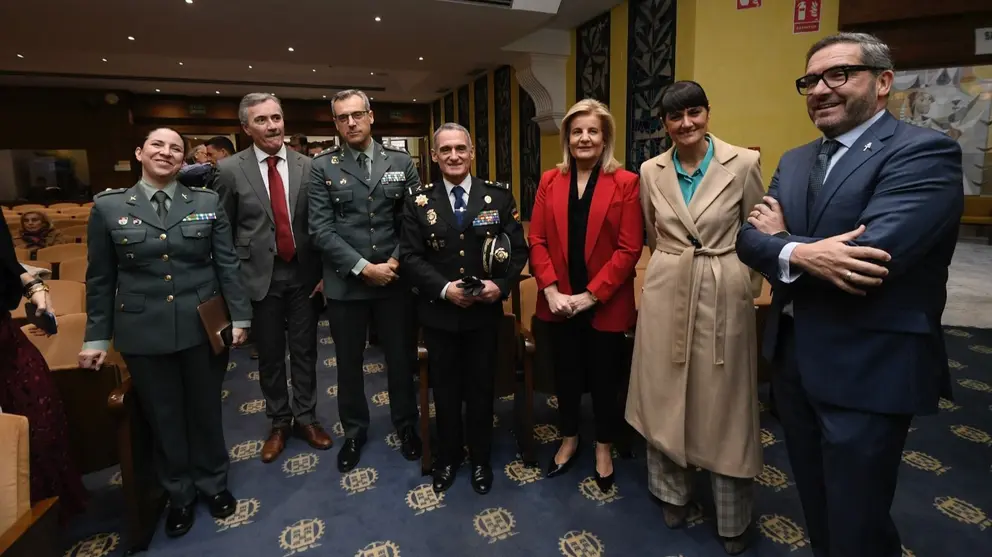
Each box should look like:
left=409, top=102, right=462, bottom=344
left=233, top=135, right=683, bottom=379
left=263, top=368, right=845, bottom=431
left=312, top=68, right=316, bottom=72
left=413, top=98, right=417, bottom=102
left=101, top=58, right=108, bottom=62
left=155, top=89, right=161, bottom=92
left=374, top=16, right=381, bottom=22
left=128, top=36, right=135, bottom=41
left=215, top=91, right=220, bottom=94
left=370, top=97, right=374, bottom=100
left=370, top=72, right=375, bottom=75
left=322, top=95, right=326, bottom=98
left=418, top=56, right=424, bottom=61
left=16, top=54, right=23, bottom=58
left=178, top=62, right=184, bottom=66
left=185, top=0, right=193, bottom=3
left=287, top=47, right=294, bottom=52
left=248, top=65, right=252, bottom=69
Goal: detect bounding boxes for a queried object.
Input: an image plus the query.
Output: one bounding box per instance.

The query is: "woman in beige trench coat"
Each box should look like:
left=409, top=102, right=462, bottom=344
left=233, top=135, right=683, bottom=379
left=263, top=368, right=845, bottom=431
left=624, top=81, right=765, bottom=555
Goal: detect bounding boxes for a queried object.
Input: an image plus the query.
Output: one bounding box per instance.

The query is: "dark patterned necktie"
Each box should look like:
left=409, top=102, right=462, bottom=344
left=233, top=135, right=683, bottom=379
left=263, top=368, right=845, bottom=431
left=452, top=185, right=466, bottom=228
left=807, top=139, right=841, bottom=212
left=152, top=190, right=169, bottom=223
left=357, top=152, right=370, bottom=178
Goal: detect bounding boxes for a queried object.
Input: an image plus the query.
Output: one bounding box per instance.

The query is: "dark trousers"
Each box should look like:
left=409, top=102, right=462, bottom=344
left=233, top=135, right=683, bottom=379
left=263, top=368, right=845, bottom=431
left=252, top=276, right=320, bottom=428
left=423, top=322, right=499, bottom=466
left=549, top=317, right=626, bottom=443
left=327, top=294, right=418, bottom=439
left=772, top=317, right=911, bottom=557
left=123, top=343, right=229, bottom=506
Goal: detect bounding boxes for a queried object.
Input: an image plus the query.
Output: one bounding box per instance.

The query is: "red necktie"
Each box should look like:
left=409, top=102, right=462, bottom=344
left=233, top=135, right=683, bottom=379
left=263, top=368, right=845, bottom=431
left=266, top=156, right=295, bottom=262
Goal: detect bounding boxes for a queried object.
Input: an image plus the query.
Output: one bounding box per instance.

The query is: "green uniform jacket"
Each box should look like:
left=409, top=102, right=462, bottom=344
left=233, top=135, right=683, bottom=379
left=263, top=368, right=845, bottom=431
left=83, top=182, right=251, bottom=355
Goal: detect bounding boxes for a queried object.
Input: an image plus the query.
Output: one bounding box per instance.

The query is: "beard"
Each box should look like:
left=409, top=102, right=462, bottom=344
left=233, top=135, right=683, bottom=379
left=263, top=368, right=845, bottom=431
left=817, top=82, right=879, bottom=138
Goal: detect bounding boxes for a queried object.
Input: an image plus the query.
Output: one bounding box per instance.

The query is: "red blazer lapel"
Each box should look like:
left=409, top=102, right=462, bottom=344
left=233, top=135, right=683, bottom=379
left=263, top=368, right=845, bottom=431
left=585, top=172, right=617, bottom=263
left=552, top=171, right=570, bottom=267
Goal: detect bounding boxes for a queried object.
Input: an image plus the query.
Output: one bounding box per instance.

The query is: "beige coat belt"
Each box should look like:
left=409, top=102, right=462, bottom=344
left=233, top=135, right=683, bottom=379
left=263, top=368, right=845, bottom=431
left=656, top=240, right=736, bottom=366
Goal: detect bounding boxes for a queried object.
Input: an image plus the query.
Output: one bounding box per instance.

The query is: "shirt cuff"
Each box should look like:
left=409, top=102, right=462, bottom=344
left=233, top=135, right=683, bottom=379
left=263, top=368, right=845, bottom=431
left=82, top=340, right=111, bottom=352
left=351, top=258, right=370, bottom=276
left=440, top=282, right=451, bottom=300
left=232, top=320, right=251, bottom=329
left=778, top=242, right=803, bottom=283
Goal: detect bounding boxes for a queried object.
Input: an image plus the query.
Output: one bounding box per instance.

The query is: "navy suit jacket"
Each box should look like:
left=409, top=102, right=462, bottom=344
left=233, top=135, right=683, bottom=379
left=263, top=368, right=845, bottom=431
left=737, top=111, right=963, bottom=416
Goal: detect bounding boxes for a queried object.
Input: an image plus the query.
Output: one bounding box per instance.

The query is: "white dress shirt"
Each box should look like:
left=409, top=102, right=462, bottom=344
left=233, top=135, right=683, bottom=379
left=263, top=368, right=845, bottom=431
left=253, top=143, right=295, bottom=245
left=777, top=109, right=888, bottom=283
left=439, top=175, right=472, bottom=299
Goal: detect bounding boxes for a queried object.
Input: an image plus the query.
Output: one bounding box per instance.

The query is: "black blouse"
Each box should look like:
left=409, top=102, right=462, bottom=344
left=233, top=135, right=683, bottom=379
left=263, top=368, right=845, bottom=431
left=1, top=213, right=26, bottom=311
left=566, top=163, right=601, bottom=294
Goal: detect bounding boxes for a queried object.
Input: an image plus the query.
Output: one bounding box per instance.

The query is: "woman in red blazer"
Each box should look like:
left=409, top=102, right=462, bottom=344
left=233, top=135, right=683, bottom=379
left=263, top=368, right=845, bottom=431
left=528, top=98, right=644, bottom=492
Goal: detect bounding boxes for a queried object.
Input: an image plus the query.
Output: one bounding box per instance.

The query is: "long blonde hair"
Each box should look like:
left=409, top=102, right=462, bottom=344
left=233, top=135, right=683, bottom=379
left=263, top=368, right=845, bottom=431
left=556, top=98, right=622, bottom=174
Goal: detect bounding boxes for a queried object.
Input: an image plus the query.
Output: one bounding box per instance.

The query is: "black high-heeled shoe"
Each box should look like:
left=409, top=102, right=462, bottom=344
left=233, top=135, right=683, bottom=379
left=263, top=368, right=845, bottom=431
left=546, top=438, right=581, bottom=478
left=594, top=469, right=615, bottom=493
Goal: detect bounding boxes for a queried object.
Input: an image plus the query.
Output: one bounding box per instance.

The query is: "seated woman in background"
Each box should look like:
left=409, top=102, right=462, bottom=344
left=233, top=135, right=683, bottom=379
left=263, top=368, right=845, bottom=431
left=0, top=213, right=87, bottom=521
left=13, top=211, right=68, bottom=255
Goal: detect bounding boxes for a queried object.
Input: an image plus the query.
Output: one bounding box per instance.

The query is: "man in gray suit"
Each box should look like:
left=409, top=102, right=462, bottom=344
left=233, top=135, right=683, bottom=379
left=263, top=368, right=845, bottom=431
left=214, top=93, right=332, bottom=463
left=309, top=89, right=421, bottom=472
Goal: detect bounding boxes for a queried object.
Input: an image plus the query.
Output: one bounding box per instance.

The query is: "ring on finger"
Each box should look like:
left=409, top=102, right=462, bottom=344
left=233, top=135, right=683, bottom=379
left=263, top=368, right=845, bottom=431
left=845, top=270, right=853, bottom=281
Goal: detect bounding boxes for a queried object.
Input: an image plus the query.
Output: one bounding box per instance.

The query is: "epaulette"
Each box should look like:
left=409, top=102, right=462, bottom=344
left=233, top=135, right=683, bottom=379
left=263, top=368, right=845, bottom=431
left=382, top=144, right=410, bottom=155
left=94, top=188, right=127, bottom=199
left=483, top=180, right=510, bottom=191
left=409, top=182, right=434, bottom=195
left=313, top=145, right=341, bottom=159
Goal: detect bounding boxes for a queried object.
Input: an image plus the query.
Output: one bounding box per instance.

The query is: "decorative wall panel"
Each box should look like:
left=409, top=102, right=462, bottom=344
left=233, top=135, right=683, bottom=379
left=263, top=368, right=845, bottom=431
left=443, top=93, right=454, bottom=124
left=518, top=86, right=541, bottom=220
left=626, top=0, right=677, bottom=172
left=474, top=75, right=490, bottom=180
left=494, top=66, right=513, bottom=184
left=457, top=85, right=471, bottom=128
left=576, top=11, right=611, bottom=104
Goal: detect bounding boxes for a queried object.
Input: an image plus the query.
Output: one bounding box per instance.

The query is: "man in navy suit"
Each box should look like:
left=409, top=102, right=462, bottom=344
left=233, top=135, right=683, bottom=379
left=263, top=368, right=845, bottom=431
left=737, top=33, right=963, bottom=557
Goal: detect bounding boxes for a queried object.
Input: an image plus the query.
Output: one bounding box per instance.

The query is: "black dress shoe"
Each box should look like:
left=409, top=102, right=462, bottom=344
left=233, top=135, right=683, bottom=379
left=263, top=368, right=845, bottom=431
left=471, top=464, right=493, bottom=495
left=546, top=441, right=581, bottom=478
left=432, top=464, right=457, bottom=493
left=165, top=502, right=196, bottom=538
left=399, top=428, right=422, bottom=461
left=337, top=437, right=365, bottom=473
left=594, top=470, right=615, bottom=493
left=206, top=490, right=237, bottom=519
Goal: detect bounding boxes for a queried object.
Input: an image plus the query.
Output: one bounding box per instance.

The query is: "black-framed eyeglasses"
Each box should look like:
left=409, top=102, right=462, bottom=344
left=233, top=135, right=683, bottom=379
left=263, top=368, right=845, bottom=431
left=334, top=110, right=369, bottom=124
left=795, top=65, right=885, bottom=96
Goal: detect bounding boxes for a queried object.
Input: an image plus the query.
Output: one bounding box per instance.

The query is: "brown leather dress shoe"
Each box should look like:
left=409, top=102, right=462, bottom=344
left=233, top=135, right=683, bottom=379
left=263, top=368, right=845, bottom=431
left=295, top=423, right=333, bottom=450
left=261, top=427, right=289, bottom=463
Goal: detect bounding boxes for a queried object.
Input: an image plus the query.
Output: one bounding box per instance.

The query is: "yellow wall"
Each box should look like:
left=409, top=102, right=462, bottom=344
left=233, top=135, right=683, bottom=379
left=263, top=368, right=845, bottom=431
left=609, top=2, right=628, bottom=167
left=679, top=0, right=839, bottom=183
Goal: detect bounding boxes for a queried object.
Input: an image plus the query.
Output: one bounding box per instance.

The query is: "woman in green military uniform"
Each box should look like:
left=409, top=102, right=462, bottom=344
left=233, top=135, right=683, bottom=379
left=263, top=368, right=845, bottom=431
left=77, top=127, right=251, bottom=538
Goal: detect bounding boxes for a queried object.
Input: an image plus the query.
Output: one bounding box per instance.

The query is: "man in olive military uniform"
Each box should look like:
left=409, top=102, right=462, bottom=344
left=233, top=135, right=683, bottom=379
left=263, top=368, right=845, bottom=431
left=308, top=89, right=422, bottom=472
left=79, top=127, right=251, bottom=537
left=399, top=123, right=528, bottom=495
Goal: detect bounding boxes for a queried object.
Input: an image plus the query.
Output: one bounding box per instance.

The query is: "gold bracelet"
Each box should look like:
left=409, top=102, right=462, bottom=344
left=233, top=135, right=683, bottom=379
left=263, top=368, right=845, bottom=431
left=25, top=283, right=49, bottom=299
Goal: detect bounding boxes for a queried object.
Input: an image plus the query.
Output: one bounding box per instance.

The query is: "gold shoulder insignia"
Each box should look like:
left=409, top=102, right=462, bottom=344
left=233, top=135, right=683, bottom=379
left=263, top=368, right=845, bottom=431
left=411, top=182, right=433, bottom=195
left=484, top=180, right=510, bottom=191
left=382, top=144, right=410, bottom=155
left=94, top=188, right=127, bottom=199
left=313, top=146, right=341, bottom=159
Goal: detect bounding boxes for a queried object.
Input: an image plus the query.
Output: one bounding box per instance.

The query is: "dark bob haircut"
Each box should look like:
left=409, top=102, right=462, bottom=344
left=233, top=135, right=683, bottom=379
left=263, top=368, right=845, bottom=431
left=659, top=81, right=710, bottom=117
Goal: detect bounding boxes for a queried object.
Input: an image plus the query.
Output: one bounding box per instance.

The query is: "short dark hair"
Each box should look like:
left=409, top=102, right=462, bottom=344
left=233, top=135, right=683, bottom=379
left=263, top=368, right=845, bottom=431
left=659, top=81, right=710, bottom=117
left=142, top=127, right=187, bottom=154
left=805, top=32, right=893, bottom=70
left=205, top=136, right=235, bottom=155
left=290, top=133, right=308, bottom=147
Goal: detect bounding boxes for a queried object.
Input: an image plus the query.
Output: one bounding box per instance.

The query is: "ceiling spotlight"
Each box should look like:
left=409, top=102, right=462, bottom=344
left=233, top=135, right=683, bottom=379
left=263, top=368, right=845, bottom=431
left=413, top=98, right=417, bottom=102
left=215, top=91, right=220, bottom=94
left=374, top=16, right=381, bottom=22
left=101, top=57, right=108, bottom=62
left=322, top=95, right=326, bottom=98
left=128, top=36, right=135, bottom=41
left=155, top=89, right=161, bottom=92
left=312, top=68, right=316, bottom=72
left=248, top=65, right=253, bottom=69
left=185, top=0, right=193, bottom=3
left=178, top=61, right=184, bottom=66
left=16, top=54, right=23, bottom=58
left=287, top=47, right=294, bottom=52
left=370, top=72, right=375, bottom=75
left=418, top=57, right=424, bottom=61
left=370, top=97, right=374, bottom=100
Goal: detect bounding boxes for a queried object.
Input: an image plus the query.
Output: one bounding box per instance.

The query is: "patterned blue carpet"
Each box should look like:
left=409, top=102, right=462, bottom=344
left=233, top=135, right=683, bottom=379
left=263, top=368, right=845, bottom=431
left=63, top=323, right=992, bottom=557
